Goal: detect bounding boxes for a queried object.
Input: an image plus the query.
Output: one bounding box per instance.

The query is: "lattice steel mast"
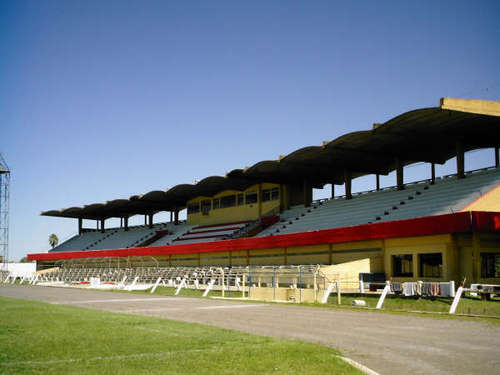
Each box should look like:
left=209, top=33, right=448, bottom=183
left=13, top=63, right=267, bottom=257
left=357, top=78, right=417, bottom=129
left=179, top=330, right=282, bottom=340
left=0, top=153, right=10, bottom=268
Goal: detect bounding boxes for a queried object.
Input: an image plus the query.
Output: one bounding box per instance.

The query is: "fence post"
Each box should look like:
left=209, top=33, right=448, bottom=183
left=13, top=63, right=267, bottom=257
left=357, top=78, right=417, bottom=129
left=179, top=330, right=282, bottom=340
left=449, top=286, right=464, bottom=314
left=151, top=277, right=162, bottom=294
left=376, top=281, right=391, bottom=309
left=337, top=280, right=341, bottom=305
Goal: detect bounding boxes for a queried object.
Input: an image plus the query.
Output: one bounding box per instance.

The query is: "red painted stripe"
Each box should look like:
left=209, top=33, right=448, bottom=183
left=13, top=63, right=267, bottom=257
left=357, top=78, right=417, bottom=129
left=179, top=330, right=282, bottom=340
left=27, top=212, right=499, bottom=262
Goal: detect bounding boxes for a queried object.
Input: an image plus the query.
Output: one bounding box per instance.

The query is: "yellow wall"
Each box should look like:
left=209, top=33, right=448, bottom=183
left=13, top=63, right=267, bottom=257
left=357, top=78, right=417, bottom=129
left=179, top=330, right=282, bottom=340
left=187, top=183, right=281, bottom=226
left=384, top=234, right=453, bottom=282
left=461, top=185, right=500, bottom=212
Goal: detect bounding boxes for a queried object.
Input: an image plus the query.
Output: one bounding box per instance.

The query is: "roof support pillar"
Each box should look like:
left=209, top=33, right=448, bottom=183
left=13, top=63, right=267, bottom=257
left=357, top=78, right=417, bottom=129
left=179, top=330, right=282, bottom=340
left=331, top=183, right=335, bottom=199
left=456, top=141, right=465, bottom=179
left=375, top=174, right=380, bottom=191
left=148, top=213, right=154, bottom=229
left=100, top=219, right=105, bottom=234
left=124, top=216, right=129, bottom=232
left=431, top=163, right=436, bottom=185
left=170, top=211, right=173, bottom=222
left=78, top=218, right=82, bottom=235
left=396, top=158, right=404, bottom=190
left=174, top=210, right=179, bottom=225
left=303, top=180, right=312, bottom=207
left=495, top=147, right=499, bottom=168
left=344, top=170, right=352, bottom=200
left=144, top=215, right=147, bottom=226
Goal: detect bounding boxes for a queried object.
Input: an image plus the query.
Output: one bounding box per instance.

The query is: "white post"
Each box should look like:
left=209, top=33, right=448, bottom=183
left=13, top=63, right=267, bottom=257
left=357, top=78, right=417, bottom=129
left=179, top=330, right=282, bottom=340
left=130, top=276, right=139, bottom=287
left=321, top=282, right=335, bottom=304
left=151, top=277, right=162, bottom=294
left=194, top=279, right=199, bottom=290
left=203, top=279, right=216, bottom=297
left=175, top=278, right=187, bottom=295
left=10, top=276, right=16, bottom=284
left=118, top=275, right=127, bottom=289
left=449, top=286, right=464, bottom=314
left=376, top=281, right=391, bottom=309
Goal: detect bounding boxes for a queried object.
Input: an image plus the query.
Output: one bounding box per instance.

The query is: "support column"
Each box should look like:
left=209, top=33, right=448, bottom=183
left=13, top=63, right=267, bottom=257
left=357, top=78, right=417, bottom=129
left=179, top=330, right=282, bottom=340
left=170, top=211, right=173, bottom=222
left=144, top=215, right=147, bottom=226
left=124, top=216, right=129, bottom=232
left=100, top=219, right=105, bottom=234
left=344, top=170, right=352, bottom=200
left=148, top=213, right=153, bottom=229
left=331, top=183, right=335, bottom=199
left=375, top=174, right=380, bottom=191
left=78, top=218, right=83, bottom=235
left=174, top=209, right=179, bottom=225
left=96, top=220, right=99, bottom=230
left=303, top=180, right=312, bottom=207
left=396, top=158, right=404, bottom=190
left=495, top=147, right=499, bottom=167
left=431, top=163, right=436, bottom=185
left=456, top=141, right=465, bottom=179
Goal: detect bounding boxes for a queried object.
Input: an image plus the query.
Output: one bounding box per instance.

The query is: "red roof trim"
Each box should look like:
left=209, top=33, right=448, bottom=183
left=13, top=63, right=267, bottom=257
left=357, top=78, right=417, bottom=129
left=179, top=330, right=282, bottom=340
left=27, top=212, right=500, bottom=262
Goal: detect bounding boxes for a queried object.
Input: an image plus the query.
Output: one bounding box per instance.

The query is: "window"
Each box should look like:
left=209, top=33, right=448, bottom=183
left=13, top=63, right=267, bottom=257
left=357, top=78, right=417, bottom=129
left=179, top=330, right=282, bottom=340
left=262, top=188, right=279, bottom=202
left=237, top=193, right=244, bottom=206
left=393, top=254, right=413, bottom=277
left=245, top=191, right=258, bottom=204
left=271, top=187, right=279, bottom=201
left=481, top=253, right=500, bottom=278
left=262, top=189, right=271, bottom=202
left=201, top=200, right=211, bottom=215
left=187, top=203, right=200, bottom=214
left=220, top=195, right=236, bottom=208
left=213, top=198, right=220, bottom=209
left=419, top=253, right=442, bottom=278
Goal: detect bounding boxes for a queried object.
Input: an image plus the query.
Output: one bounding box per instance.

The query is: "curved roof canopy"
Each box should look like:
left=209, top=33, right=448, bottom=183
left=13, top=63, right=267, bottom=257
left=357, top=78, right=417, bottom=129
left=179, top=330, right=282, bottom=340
left=42, top=98, right=500, bottom=220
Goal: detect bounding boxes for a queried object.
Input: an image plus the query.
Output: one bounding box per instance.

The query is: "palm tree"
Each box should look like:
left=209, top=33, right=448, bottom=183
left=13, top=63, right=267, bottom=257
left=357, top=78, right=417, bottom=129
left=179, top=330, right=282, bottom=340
left=48, top=234, right=59, bottom=249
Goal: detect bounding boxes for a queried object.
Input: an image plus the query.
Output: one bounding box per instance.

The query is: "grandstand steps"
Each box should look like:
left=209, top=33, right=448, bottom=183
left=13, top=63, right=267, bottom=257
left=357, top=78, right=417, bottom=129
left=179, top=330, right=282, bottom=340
left=259, top=167, right=500, bottom=236
left=172, top=221, right=252, bottom=244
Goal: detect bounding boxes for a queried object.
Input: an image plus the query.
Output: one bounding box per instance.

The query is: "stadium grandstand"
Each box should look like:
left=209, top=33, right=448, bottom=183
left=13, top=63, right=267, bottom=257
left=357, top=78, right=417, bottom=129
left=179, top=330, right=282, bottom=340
left=28, top=97, right=500, bottom=287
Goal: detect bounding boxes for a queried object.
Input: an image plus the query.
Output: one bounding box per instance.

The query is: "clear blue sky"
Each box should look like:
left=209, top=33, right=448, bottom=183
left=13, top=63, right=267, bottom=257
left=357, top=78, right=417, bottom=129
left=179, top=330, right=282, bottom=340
left=1, top=1, right=499, bottom=260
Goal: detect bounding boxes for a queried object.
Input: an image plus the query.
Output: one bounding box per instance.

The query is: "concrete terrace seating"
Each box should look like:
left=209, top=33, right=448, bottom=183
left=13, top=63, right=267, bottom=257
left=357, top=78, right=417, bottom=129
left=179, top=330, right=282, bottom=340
left=86, top=223, right=172, bottom=250
left=172, top=221, right=253, bottom=245
left=378, top=167, right=500, bottom=222
left=259, top=167, right=500, bottom=236
left=49, top=230, right=111, bottom=252
left=147, top=224, right=193, bottom=247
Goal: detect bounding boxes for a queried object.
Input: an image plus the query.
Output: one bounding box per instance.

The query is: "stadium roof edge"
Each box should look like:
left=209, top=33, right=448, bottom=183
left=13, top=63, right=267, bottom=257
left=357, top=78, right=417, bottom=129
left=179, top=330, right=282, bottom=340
left=41, top=97, right=500, bottom=220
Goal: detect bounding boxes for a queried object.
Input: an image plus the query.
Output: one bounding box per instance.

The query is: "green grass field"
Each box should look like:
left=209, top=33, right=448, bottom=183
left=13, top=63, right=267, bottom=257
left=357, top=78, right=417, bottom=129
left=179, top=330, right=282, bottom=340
left=0, top=297, right=361, bottom=375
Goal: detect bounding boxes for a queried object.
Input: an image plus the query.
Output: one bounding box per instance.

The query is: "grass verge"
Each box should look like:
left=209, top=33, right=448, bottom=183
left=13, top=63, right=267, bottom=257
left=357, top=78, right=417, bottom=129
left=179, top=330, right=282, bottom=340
left=0, top=296, right=361, bottom=375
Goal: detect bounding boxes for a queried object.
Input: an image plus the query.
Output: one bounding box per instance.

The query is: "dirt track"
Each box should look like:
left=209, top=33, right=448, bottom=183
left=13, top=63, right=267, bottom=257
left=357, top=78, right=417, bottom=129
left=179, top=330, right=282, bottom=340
left=1, top=285, right=499, bottom=375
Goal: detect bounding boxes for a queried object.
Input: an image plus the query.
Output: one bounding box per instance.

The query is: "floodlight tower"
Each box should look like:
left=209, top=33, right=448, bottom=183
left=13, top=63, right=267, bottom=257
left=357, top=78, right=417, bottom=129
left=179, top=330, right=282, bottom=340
left=0, top=153, right=10, bottom=268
